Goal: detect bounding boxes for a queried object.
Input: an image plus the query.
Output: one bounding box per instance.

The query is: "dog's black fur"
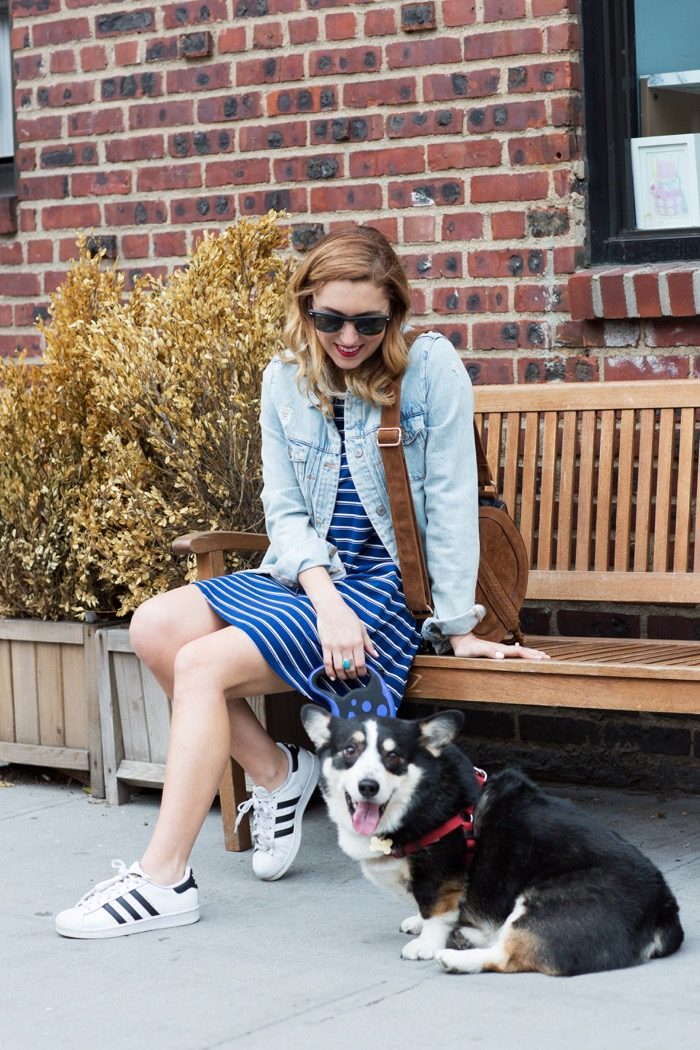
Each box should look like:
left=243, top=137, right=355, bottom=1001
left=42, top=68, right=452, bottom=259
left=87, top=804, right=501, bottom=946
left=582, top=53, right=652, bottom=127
left=301, top=705, right=684, bottom=975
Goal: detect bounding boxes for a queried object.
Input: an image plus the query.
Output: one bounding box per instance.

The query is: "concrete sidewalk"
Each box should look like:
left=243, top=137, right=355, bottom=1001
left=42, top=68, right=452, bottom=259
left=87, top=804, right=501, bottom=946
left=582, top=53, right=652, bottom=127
left=2, top=769, right=698, bottom=1050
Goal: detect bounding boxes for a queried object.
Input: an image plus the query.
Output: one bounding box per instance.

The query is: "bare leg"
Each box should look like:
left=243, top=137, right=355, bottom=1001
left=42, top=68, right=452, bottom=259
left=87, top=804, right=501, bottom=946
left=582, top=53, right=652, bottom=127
left=129, top=585, right=293, bottom=885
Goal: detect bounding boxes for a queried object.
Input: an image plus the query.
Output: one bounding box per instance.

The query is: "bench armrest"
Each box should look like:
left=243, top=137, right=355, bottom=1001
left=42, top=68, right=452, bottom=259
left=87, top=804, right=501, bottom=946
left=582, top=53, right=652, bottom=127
left=172, top=530, right=270, bottom=581
left=172, top=530, right=270, bottom=557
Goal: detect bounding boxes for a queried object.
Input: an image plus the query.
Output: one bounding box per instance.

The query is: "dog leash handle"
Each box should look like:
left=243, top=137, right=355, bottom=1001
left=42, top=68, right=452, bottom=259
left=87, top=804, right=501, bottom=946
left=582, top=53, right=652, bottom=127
left=306, top=665, right=396, bottom=719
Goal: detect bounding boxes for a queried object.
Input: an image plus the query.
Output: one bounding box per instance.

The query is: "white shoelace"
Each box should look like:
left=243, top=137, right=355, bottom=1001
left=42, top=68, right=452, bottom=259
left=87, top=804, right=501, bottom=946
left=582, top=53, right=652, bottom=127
left=76, top=860, right=147, bottom=909
left=235, top=788, right=276, bottom=854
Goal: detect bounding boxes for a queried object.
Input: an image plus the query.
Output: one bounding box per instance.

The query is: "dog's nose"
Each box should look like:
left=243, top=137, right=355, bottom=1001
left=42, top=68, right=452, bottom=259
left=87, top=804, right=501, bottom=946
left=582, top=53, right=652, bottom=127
left=358, top=778, right=380, bottom=799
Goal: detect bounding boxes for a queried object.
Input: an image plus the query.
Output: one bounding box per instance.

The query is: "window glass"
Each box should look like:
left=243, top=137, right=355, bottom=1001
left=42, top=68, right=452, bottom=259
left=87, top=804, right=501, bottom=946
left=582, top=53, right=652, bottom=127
left=635, top=0, right=700, bottom=77
left=582, top=1, right=700, bottom=261
left=0, top=1, right=13, bottom=161
left=631, top=0, right=700, bottom=235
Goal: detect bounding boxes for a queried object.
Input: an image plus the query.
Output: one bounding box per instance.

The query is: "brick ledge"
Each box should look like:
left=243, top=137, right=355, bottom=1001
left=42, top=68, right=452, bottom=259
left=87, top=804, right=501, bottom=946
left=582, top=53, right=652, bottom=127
left=569, top=262, right=700, bottom=321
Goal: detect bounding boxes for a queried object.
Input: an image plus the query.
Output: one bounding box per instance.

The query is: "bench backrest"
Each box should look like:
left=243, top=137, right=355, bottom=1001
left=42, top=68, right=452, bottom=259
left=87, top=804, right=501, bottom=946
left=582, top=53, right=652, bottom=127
left=472, top=380, right=700, bottom=605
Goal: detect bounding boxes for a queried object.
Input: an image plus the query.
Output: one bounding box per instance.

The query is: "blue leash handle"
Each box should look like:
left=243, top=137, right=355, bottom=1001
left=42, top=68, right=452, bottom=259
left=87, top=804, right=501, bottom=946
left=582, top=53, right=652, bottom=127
left=306, top=664, right=396, bottom=719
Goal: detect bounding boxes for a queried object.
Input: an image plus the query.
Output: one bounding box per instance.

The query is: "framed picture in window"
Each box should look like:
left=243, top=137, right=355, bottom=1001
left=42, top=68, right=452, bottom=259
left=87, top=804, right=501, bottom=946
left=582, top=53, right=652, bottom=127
left=631, top=134, right=700, bottom=230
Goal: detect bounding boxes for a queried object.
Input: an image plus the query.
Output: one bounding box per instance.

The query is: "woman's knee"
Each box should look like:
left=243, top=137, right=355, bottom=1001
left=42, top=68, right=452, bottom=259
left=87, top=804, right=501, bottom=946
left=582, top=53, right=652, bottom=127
left=172, top=636, right=227, bottom=695
left=130, top=585, right=221, bottom=666
left=129, top=593, right=173, bottom=664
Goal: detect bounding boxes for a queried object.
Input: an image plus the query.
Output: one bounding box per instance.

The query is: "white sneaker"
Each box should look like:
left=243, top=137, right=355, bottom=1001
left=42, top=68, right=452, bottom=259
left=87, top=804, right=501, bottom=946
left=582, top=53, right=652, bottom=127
left=55, top=860, right=200, bottom=939
left=235, top=743, right=320, bottom=881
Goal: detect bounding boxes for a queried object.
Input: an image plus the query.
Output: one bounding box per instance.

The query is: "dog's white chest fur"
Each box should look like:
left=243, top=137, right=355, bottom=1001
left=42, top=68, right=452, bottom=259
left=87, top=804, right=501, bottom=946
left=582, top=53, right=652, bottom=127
left=361, top=854, right=413, bottom=899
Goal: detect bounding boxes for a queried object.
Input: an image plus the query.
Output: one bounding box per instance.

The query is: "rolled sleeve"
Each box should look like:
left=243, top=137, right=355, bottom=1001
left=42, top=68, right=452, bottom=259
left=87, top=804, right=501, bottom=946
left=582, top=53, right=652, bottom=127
left=422, top=605, right=486, bottom=654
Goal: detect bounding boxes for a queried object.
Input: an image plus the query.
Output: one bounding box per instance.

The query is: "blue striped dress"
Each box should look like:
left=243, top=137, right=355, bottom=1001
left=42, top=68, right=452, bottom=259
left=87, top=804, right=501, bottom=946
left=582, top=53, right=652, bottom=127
left=193, top=397, right=422, bottom=711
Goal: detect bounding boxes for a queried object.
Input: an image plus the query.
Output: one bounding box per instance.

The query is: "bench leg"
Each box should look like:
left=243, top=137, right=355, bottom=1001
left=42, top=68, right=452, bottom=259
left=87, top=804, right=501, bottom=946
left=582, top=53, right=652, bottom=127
left=219, top=756, right=252, bottom=852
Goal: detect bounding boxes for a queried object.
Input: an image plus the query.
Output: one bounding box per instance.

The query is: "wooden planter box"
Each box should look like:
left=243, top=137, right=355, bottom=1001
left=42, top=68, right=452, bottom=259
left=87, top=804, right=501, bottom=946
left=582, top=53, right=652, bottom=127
left=97, top=626, right=171, bottom=805
left=0, top=618, right=104, bottom=796
left=96, top=626, right=307, bottom=808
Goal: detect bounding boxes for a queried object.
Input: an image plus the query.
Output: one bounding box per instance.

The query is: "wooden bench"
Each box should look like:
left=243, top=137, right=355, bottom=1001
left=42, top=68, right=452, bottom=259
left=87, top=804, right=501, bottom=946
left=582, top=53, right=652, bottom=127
left=174, top=377, right=700, bottom=851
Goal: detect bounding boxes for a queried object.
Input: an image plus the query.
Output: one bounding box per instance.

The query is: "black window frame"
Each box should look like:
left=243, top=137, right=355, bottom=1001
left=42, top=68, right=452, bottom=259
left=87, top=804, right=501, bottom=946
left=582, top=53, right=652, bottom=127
left=582, top=0, right=700, bottom=265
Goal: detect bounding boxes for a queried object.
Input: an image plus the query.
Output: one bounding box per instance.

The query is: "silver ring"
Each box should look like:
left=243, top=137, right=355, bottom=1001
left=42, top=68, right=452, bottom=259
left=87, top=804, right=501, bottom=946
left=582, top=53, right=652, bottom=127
left=342, top=657, right=352, bottom=670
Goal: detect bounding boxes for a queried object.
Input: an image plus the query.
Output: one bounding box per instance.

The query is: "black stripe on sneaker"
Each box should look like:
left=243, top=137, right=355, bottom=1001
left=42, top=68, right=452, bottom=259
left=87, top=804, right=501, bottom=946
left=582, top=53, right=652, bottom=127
left=174, top=871, right=197, bottom=894
left=275, top=826, right=294, bottom=839
left=277, top=795, right=301, bottom=812
left=103, top=903, right=127, bottom=925
left=116, top=895, right=143, bottom=921
left=130, top=889, right=159, bottom=916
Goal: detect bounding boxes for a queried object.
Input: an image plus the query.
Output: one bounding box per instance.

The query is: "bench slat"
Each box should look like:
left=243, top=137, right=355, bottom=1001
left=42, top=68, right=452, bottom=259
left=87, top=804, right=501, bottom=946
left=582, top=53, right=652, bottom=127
left=696, top=423, right=700, bottom=573
left=556, top=411, right=577, bottom=571
left=537, top=412, right=557, bottom=569
left=472, top=379, right=700, bottom=413
left=406, top=660, right=700, bottom=714
left=502, top=412, right=520, bottom=519
left=674, top=408, right=695, bottom=572
left=519, top=412, right=539, bottom=559
left=634, top=410, right=655, bottom=572
left=413, top=637, right=700, bottom=673
left=594, top=409, right=615, bottom=571
left=614, top=410, right=635, bottom=572
left=483, top=411, right=502, bottom=489
left=527, top=569, right=700, bottom=603
left=653, top=408, right=674, bottom=572
left=575, top=411, right=595, bottom=570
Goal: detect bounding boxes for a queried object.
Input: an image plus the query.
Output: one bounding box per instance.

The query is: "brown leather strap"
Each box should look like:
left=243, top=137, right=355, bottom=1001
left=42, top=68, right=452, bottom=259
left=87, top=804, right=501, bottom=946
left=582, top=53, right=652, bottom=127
left=472, top=419, right=496, bottom=495
left=379, top=381, right=524, bottom=640
left=378, top=379, right=433, bottom=620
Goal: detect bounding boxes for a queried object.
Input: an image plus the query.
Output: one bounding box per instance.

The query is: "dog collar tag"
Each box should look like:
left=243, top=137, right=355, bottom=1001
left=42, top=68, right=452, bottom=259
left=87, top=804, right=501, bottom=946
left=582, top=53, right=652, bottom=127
left=369, top=835, right=393, bottom=855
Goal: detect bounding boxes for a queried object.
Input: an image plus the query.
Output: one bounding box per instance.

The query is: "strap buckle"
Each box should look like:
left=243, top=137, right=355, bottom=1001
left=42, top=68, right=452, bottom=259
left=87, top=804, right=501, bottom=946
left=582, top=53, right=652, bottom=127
left=377, top=426, right=402, bottom=447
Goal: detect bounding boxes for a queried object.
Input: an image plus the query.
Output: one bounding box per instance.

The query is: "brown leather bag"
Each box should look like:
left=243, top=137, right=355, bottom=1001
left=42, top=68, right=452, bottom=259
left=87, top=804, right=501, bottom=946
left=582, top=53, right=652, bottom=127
left=378, top=378, right=528, bottom=645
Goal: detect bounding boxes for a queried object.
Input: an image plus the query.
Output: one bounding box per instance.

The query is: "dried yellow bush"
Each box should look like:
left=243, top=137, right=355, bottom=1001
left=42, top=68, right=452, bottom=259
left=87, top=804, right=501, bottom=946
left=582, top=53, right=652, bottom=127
left=0, top=213, right=291, bottom=619
left=0, top=245, right=125, bottom=617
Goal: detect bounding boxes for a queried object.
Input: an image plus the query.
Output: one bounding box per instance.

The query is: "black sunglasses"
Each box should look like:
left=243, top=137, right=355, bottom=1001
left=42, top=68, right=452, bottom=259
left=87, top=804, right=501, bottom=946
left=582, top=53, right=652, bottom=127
left=307, top=308, right=392, bottom=336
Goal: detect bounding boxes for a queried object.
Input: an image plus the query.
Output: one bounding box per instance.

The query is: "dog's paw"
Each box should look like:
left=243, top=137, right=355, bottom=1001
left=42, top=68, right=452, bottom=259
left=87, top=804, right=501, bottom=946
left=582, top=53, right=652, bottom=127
left=435, top=949, right=463, bottom=973
left=401, top=936, right=436, bottom=961
left=400, top=914, right=423, bottom=936
left=435, top=948, right=488, bottom=975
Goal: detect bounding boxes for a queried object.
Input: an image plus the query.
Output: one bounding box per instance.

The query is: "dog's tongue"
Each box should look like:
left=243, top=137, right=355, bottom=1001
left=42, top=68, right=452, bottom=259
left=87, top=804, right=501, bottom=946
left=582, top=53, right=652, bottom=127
left=352, top=802, right=382, bottom=836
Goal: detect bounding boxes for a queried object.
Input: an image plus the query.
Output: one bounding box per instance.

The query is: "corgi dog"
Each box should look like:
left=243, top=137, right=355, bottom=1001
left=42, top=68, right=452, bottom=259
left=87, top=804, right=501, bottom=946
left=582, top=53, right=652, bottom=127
left=301, top=705, right=684, bottom=976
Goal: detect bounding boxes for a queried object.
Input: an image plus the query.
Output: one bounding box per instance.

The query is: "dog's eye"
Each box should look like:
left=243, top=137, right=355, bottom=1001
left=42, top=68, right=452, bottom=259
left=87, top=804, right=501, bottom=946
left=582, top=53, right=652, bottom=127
left=342, top=744, right=357, bottom=760
left=384, top=751, right=402, bottom=772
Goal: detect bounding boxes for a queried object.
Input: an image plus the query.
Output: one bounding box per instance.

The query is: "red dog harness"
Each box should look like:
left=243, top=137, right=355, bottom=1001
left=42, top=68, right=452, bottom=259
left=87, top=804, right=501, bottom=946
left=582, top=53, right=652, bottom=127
left=389, top=767, right=487, bottom=861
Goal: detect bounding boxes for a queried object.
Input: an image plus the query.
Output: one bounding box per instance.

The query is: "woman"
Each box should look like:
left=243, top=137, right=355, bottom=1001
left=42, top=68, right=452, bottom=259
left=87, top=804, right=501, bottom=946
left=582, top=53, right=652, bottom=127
left=56, top=226, right=547, bottom=939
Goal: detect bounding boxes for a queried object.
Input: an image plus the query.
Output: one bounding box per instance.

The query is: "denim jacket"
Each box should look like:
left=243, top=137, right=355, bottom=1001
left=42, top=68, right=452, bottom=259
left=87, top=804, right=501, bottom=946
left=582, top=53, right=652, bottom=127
left=255, top=332, right=484, bottom=652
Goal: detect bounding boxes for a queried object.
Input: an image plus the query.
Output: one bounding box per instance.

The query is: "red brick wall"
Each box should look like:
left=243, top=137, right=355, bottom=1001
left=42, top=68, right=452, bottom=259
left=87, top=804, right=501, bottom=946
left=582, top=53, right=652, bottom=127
left=2, top=0, right=586, bottom=371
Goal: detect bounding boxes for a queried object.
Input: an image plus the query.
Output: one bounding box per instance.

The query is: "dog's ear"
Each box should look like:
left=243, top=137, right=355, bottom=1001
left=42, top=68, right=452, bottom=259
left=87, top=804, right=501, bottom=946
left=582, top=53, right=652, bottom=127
left=301, top=704, right=332, bottom=750
left=418, top=710, right=465, bottom=756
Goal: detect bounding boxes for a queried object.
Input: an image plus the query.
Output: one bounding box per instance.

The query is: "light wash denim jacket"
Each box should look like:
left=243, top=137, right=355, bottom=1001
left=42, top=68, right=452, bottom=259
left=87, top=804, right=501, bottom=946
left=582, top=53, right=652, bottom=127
left=255, top=332, right=483, bottom=653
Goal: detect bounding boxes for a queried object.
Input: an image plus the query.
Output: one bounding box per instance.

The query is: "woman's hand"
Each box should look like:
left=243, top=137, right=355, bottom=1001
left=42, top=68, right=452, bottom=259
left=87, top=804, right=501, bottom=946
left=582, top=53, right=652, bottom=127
left=449, top=631, right=550, bottom=661
left=298, top=566, right=378, bottom=680
left=315, top=594, right=378, bottom=680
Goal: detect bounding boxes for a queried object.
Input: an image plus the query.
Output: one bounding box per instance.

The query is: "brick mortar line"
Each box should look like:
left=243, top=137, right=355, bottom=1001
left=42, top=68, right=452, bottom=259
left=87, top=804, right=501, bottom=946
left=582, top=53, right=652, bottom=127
left=692, top=270, right=700, bottom=315
left=657, top=271, right=672, bottom=316
left=10, top=4, right=577, bottom=32
left=15, top=78, right=581, bottom=111
left=15, top=121, right=583, bottom=154
left=17, top=159, right=581, bottom=177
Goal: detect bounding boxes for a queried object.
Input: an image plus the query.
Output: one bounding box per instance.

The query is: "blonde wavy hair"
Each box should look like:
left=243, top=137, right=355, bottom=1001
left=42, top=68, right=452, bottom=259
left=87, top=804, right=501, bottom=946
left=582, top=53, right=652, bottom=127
left=284, top=226, right=413, bottom=414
